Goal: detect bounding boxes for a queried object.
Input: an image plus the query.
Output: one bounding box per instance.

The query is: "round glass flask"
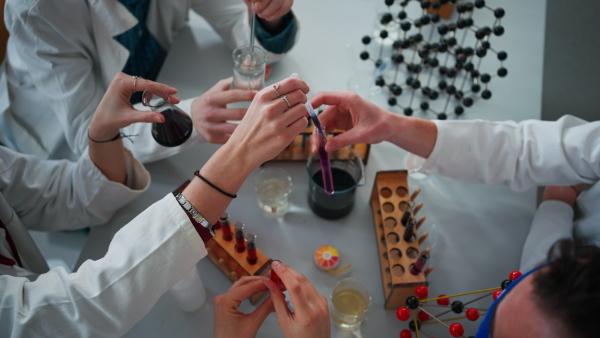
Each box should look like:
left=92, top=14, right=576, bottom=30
left=142, top=84, right=193, bottom=147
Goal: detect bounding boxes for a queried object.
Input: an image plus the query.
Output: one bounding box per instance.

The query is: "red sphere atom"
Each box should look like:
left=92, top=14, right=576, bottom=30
left=449, top=323, right=465, bottom=337
left=415, top=285, right=429, bottom=299
left=509, top=270, right=523, bottom=281
left=417, top=310, right=430, bottom=322
left=493, top=289, right=503, bottom=300
left=400, top=329, right=412, bottom=338
left=396, top=307, right=411, bottom=321
left=437, top=294, right=450, bottom=306
left=466, top=307, right=480, bottom=321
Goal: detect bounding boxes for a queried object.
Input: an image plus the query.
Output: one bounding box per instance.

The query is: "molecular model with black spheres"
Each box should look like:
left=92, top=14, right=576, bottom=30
left=360, top=0, right=507, bottom=119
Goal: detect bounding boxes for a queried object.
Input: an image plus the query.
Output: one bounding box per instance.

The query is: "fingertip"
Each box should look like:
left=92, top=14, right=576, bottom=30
left=154, top=115, right=165, bottom=123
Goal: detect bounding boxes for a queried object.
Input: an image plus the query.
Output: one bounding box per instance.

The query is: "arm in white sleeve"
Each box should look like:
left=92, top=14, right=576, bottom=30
left=0, top=146, right=149, bottom=231
left=0, top=194, right=207, bottom=337
left=519, top=200, right=574, bottom=272
left=190, top=0, right=299, bottom=63
left=5, top=0, right=104, bottom=157
left=407, top=115, right=600, bottom=191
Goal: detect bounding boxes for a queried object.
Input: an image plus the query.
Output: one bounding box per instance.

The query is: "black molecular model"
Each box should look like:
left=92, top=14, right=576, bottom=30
left=359, top=0, right=507, bottom=119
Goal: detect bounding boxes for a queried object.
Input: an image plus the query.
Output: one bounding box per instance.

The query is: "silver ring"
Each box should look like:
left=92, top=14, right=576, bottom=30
left=132, top=76, right=139, bottom=92
left=280, top=95, right=291, bottom=110
left=272, top=83, right=281, bottom=97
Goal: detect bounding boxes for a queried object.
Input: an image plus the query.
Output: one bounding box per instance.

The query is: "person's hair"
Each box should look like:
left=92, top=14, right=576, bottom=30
left=532, top=239, right=600, bottom=338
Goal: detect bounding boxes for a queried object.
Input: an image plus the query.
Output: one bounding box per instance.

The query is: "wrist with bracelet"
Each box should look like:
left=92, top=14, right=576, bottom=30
left=87, top=128, right=138, bottom=143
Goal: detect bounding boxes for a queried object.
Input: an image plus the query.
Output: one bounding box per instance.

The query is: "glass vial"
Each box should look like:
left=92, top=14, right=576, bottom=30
left=246, top=232, right=258, bottom=264
left=219, top=212, right=233, bottom=241
left=234, top=221, right=246, bottom=253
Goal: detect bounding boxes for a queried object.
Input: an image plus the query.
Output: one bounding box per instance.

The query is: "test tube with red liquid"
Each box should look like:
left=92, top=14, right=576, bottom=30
left=219, top=212, right=233, bottom=241
left=246, top=232, right=258, bottom=264
left=270, top=262, right=286, bottom=290
left=410, top=248, right=431, bottom=275
left=234, top=221, right=246, bottom=253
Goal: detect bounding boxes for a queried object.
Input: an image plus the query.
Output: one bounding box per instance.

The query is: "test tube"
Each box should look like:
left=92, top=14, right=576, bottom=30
left=219, top=212, right=233, bottom=241
left=246, top=232, right=258, bottom=264
left=401, top=210, right=412, bottom=226
left=403, top=217, right=417, bottom=242
left=410, top=248, right=431, bottom=275
left=234, top=221, right=246, bottom=253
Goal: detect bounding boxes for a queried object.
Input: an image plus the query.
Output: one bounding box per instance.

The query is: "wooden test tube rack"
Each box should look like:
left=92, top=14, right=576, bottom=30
left=268, top=125, right=371, bottom=164
left=173, top=181, right=272, bottom=305
left=370, top=170, right=433, bottom=310
left=205, top=226, right=272, bottom=305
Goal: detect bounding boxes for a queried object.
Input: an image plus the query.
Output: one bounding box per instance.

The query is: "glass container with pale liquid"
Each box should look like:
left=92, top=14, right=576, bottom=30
left=255, top=167, right=292, bottom=218
left=330, top=278, right=371, bottom=328
left=232, top=45, right=268, bottom=90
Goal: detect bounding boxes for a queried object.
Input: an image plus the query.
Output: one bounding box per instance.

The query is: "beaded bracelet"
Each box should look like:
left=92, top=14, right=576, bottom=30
left=87, top=129, right=138, bottom=143
left=194, top=170, right=237, bottom=199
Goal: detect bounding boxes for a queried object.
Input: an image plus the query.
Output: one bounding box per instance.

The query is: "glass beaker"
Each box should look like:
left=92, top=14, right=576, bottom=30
left=330, top=277, right=371, bottom=328
left=307, top=147, right=366, bottom=219
left=231, top=45, right=268, bottom=90
left=142, top=84, right=193, bottom=147
left=255, top=167, right=292, bottom=219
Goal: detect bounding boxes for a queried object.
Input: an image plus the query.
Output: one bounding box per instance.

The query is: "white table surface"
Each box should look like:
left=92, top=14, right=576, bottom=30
left=67, top=1, right=547, bottom=337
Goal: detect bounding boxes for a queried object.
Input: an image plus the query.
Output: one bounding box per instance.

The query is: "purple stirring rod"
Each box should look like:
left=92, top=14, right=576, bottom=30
left=290, top=73, right=334, bottom=195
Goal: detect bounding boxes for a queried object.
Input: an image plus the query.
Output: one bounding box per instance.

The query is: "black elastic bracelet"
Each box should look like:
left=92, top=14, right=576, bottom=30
left=87, top=129, right=138, bottom=143
left=194, top=170, right=237, bottom=198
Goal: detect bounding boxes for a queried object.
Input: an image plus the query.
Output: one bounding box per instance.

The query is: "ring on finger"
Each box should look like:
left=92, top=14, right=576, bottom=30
left=281, top=95, right=291, bottom=110
left=272, top=83, right=281, bottom=97
left=132, top=75, right=139, bottom=92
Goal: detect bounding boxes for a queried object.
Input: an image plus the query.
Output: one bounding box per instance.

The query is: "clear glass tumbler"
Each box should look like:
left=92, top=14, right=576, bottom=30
left=232, top=45, right=268, bottom=90
left=255, top=167, right=292, bottom=218
left=330, top=277, right=372, bottom=329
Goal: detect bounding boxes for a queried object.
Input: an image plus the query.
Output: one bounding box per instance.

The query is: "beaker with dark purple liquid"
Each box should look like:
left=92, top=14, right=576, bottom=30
left=143, top=85, right=193, bottom=147
left=307, top=147, right=365, bottom=219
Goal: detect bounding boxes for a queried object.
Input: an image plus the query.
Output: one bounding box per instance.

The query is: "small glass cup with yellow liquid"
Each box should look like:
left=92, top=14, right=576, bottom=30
left=330, top=278, right=371, bottom=329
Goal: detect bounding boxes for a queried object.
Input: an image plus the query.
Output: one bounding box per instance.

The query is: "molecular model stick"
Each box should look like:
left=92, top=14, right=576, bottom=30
left=359, top=0, right=507, bottom=119
left=395, top=270, right=523, bottom=338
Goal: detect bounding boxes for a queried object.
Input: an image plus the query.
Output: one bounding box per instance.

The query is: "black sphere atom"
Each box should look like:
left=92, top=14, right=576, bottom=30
left=411, top=79, right=421, bottom=89
left=360, top=51, right=369, bottom=60
left=391, top=53, right=404, bottom=64
left=438, top=112, right=448, bottom=120
left=471, top=84, right=481, bottom=93
left=380, top=30, right=389, bottom=39
left=429, top=90, right=439, bottom=100
left=438, top=24, right=449, bottom=35
left=498, top=51, right=508, bottom=61
left=476, top=47, right=487, bottom=57
left=388, top=97, right=397, bottom=106
left=420, top=0, right=431, bottom=9
left=446, top=85, right=456, bottom=95
left=375, top=76, right=386, bottom=87
left=498, top=67, right=508, bottom=77
left=482, top=89, right=492, bottom=99
left=381, top=12, right=393, bottom=25
left=494, top=8, right=505, bottom=18
left=494, top=25, right=505, bottom=36
left=391, top=84, right=403, bottom=96
left=451, top=300, right=464, bottom=313
left=406, top=296, right=420, bottom=309
left=420, top=101, right=429, bottom=110
left=362, top=36, right=371, bottom=45
left=409, top=320, right=421, bottom=332
left=501, top=279, right=512, bottom=290
left=438, top=80, right=447, bottom=90
left=455, top=106, right=464, bottom=115
left=475, top=0, right=485, bottom=8
left=404, top=107, right=413, bottom=116
left=465, top=62, right=474, bottom=72
left=401, top=21, right=412, bottom=31
left=385, top=0, right=394, bottom=6
left=481, top=73, right=492, bottom=83
left=463, top=97, right=474, bottom=107
left=398, top=10, right=407, bottom=20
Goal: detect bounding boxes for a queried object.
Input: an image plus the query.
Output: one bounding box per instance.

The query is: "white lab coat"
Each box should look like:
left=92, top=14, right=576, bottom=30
left=406, top=115, right=600, bottom=271
left=0, top=145, right=208, bottom=337
left=2, top=0, right=298, bottom=163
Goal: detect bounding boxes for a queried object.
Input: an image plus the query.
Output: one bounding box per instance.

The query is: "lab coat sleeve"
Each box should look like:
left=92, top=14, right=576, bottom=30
left=0, top=146, right=149, bottom=231
left=0, top=194, right=208, bottom=337
left=519, top=200, right=574, bottom=272
left=190, top=0, right=299, bottom=63
left=4, top=0, right=104, bottom=157
left=406, top=115, right=600, bottom=191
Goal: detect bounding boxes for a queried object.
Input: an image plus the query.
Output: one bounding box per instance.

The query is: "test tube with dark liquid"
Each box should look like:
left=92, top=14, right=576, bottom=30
left=403, top=217, right=417, bottom=242
left=410, top=249, right=430, bottom=275
left=246, top=232, right=258, bottom=264
left=219, top=212, right=233, bottom=241
left=234, top=221, right=246, bottom=253
left=142, top=84, right=193, bottom=147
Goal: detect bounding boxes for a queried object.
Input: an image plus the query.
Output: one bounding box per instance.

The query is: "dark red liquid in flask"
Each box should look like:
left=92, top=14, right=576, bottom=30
left=142, top=85, right=193, bottom=147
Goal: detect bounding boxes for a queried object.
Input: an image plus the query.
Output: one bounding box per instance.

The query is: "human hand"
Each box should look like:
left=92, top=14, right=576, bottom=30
left=213, top=276, right=275, bottom=338
left=191, top=77, right=257, bottom=144
left=309, top=91, right=398, bottom=153
left=263, top=261, right=330, bottom=338
left=244, top=0, right=293, bottom=22
left=224, top=76, right=309, bottom=168
left=88, top=73, right=177, bottom=142
left=542, top=185, right=583, bottom=208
